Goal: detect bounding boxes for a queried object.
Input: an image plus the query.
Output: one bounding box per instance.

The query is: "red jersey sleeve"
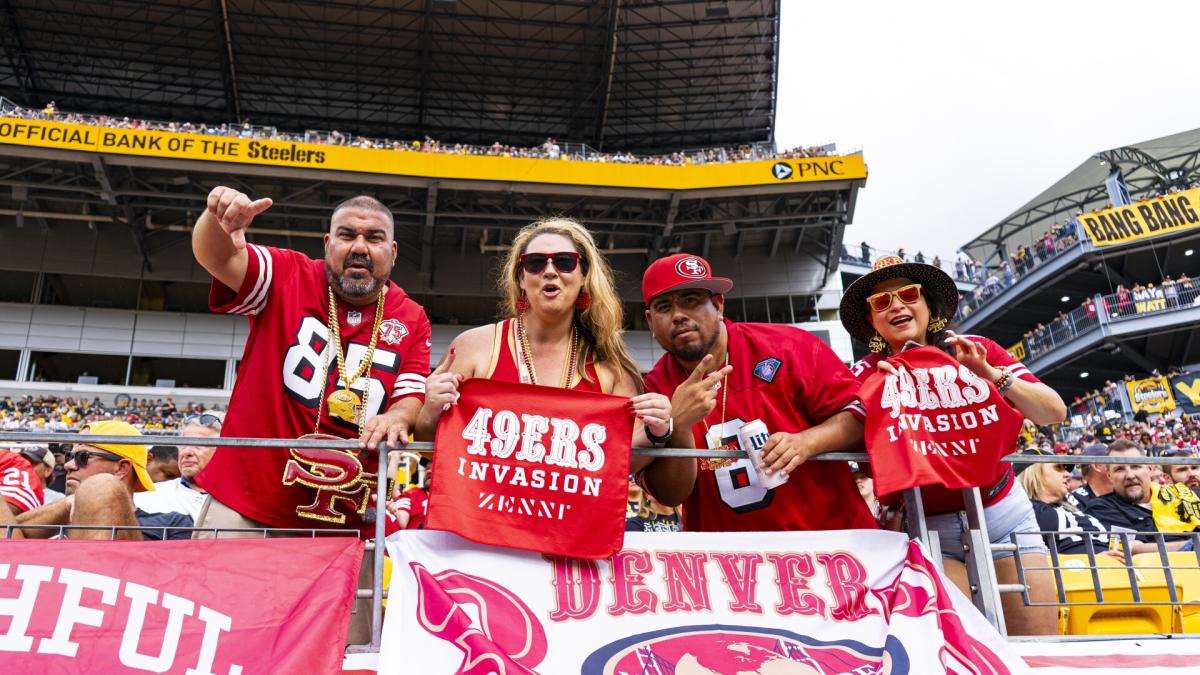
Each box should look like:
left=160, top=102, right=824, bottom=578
left=792, top=330, right=864, bottom=422
left=208, top=244, right=301, bottom=316
left=968, top=335, right=1040, bottom=383
left=0, top=453, right=44, bottom=514
left=391, top=308, right=431, bottom=403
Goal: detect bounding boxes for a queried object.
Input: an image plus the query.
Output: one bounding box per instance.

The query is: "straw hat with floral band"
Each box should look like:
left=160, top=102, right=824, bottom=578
left=75, top=419, right=156, bottom=492
left=839, top=254, right=961, bottom=353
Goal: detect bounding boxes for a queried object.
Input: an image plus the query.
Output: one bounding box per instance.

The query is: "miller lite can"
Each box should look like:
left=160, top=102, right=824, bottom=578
left=737, top=419, right=789, bottom=490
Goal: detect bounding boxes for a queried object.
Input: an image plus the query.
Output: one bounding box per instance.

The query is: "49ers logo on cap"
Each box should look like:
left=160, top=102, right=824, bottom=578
left=379, top=318, right=408, bottom=345
left=675, top=256, right=709, bottom=279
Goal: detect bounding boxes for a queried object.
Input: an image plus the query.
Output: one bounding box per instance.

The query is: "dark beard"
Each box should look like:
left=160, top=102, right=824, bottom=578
left=325, top=255, right=381, bottom=300
left=671, top=328, right=719, bottom=363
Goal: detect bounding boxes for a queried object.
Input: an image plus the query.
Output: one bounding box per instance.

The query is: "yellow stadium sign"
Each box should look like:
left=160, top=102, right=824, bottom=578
left=1007, top=341, right=1026, bottom=361
left=1125, top=376, right=1176, bottom=415
left=0, top=117, right=867, bottom=191
left=1078, top=187, right=1200, bottom=248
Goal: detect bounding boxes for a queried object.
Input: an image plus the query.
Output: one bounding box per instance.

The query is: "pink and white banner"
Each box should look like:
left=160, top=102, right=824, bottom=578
left=382, top=530, right=1031, bottom=674
left=0, top=538, right=362, bottom=675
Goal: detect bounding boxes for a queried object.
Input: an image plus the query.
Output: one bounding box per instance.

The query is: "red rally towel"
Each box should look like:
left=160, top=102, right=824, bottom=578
left=858, top=346, right=1025, bottom=500
left=426, top=378, right=633, bottom=559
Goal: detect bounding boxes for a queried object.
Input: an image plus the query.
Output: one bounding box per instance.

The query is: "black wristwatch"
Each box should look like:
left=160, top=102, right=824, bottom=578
left=645, top=417, right=674, bottom=447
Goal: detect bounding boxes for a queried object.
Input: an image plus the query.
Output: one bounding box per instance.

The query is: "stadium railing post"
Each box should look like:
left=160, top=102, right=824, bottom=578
left=902, top=486, right=942, bottom=571
left=961, top=487, right=1007, bottom=634
left=371, top=441, right=388, bottom=650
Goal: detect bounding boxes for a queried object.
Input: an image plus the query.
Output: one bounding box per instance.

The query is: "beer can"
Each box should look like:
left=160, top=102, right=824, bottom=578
left=737, top=419, right=789, bottom=489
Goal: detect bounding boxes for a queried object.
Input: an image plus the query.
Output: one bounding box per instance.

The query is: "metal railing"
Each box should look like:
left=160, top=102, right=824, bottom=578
left=8, top=431, right=1200, bottom=644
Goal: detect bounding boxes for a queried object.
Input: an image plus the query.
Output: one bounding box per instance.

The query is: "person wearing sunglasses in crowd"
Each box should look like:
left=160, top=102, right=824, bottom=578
left=136, top=411, right=225, bottom=522
left=0, top=420, right=192, bottom=540
left=416, top=218, right=695, bottom=502
left=841, top=255, right=1066, bottom=635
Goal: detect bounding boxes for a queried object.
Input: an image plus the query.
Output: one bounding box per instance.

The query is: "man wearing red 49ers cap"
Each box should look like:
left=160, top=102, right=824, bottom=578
left=639, top=253, right=876, bottom=532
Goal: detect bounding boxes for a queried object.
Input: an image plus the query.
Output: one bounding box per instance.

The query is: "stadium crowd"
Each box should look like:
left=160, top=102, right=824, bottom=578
left=3, top=99, right=836, bottom=167
left=0, top=394, right=216, bottom=433
left=956, top=189, right=1200, bottom=320
left=1008, top=272, right=1196, bottom=361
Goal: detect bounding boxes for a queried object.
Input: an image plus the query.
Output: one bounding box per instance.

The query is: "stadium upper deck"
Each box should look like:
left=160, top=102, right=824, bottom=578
left=0, top=100, right=866, bottom=386
left=0, top=0, right=781, bottom=154
left=955, top=129, right=1200, bottom=398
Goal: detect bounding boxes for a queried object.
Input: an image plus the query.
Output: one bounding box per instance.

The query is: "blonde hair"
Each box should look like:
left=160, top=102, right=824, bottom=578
left=1018, top=461, right=1065, bottom=505
left=500, top=218, right=642, bottom=389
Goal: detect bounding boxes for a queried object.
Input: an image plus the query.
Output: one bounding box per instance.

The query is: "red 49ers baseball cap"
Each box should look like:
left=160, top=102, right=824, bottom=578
left=642, top=253, right=734, bottom=306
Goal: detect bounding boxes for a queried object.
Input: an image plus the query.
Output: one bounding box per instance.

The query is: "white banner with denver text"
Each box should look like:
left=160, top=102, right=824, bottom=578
left=382, top=530, right=1030, bottom=674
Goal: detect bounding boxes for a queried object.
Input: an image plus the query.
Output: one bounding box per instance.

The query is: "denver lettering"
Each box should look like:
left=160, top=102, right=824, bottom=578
left=550, top=549, right=876, bottom=622
left=246, top=140, right=326, bottom=164
left=0, top=563, right=242, bottom=675
left=0, top=122, right=94, bottom=145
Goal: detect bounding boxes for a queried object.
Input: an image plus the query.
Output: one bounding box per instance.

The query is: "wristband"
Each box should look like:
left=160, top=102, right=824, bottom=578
left=994, top=367, right=1015, bottom=395
left=645, top=417, right=674, bottom=447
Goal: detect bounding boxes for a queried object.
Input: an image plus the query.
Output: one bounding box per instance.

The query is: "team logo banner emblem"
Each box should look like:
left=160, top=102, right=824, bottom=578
left=378, top=318, right=408, bottom=345
left=858, top=346, right=1024, bottom=498
left=753, top=357, right=782, bottom=383
left=674, top=256, right=708, bottom=279
left=381, top=530, right=1029, bottom=674
left=426, top=378, right=633, bottom=559
left=0, top=538, right=362, bottom=675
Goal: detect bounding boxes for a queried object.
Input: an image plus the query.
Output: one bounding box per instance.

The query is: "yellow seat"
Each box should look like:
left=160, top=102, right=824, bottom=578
left=1132, top=551, right=1200, bottom=633
left=1050, top=553, right=1177, bottom=635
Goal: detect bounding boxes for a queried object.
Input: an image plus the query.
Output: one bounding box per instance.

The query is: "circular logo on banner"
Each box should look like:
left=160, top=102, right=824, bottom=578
left=772, top=162, right=794, bottom=180
left=582, top=626, right=910, bottom=675
left=674, top=257, right=709, bottom=279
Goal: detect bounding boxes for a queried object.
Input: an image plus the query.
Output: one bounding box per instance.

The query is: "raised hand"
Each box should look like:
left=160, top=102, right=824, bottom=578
left=670, top=353, right=733, bottom=430
left=424, top=348, right=464, bottom=413
left=205, top=186, right=273, bottom=249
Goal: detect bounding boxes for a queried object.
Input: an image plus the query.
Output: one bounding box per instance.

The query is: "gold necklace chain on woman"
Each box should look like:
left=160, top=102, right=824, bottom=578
left=516, top=312, right=579, bottom=388
left=313, top=285, right=386, bottom=432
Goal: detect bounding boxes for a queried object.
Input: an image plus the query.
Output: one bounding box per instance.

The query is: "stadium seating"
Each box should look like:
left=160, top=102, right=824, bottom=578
left=1132, top=552, right=1200, bottom=633
left=1053, top=554, right=1178, bottom=635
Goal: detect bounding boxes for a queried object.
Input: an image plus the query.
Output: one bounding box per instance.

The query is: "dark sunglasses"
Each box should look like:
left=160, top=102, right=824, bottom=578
left=67, top=449, right=126, bottom=467
left=183, top=413, right=223, bottom=428
left=519, top=251, right=583, bottom=275
left=866, top=283, right=923, bottom=312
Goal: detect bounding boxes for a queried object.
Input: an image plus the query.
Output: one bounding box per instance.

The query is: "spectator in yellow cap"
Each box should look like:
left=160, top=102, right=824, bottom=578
left=1, top=420, right=192, bottom=540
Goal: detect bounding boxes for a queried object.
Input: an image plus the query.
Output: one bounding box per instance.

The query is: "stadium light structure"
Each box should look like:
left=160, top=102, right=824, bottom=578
left=1186, top=249, right=1195, bottom=256
left=1080, top=372, right=1089, bottom=378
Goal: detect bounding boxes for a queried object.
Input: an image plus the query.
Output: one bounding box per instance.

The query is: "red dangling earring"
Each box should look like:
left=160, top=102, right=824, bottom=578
left=575, top=290, right=591, bottom=311
left=516, top=292, right=530, bottom=314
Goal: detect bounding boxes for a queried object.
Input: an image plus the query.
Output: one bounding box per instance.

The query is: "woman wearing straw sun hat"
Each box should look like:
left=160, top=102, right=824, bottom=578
left=841, top=254, right=1067, bottom=635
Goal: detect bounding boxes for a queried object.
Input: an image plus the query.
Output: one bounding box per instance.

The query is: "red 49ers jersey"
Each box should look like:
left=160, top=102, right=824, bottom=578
left=0, top=452, right=44, bottom=514
left=643, top=320, right=877, bottom=532
left=198, top=244, right=431, bottom=530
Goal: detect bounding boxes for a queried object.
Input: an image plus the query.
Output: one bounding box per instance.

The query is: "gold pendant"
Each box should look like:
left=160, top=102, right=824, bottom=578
left=701, top=447, right=736, bottom=471
left=327, top=388, right=363, bottom=425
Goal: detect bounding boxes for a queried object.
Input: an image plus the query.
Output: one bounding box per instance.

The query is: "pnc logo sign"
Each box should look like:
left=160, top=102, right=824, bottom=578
left=674, top=257, right=709, bottom=279
left=772, top=162, right=793, bottom=180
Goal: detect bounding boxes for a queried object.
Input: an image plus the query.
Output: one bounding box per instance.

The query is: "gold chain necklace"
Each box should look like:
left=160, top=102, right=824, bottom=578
left=700, top=351, right=734, bottom=470
left=516, top=313, right=579, bottom=388
left=313, top=285, right=386, bottom=432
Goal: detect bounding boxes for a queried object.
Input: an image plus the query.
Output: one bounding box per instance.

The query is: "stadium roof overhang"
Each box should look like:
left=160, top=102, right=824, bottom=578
left=962, top=128, right=1200, bottom=264
left=0, top=0, right=780, bottom=154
